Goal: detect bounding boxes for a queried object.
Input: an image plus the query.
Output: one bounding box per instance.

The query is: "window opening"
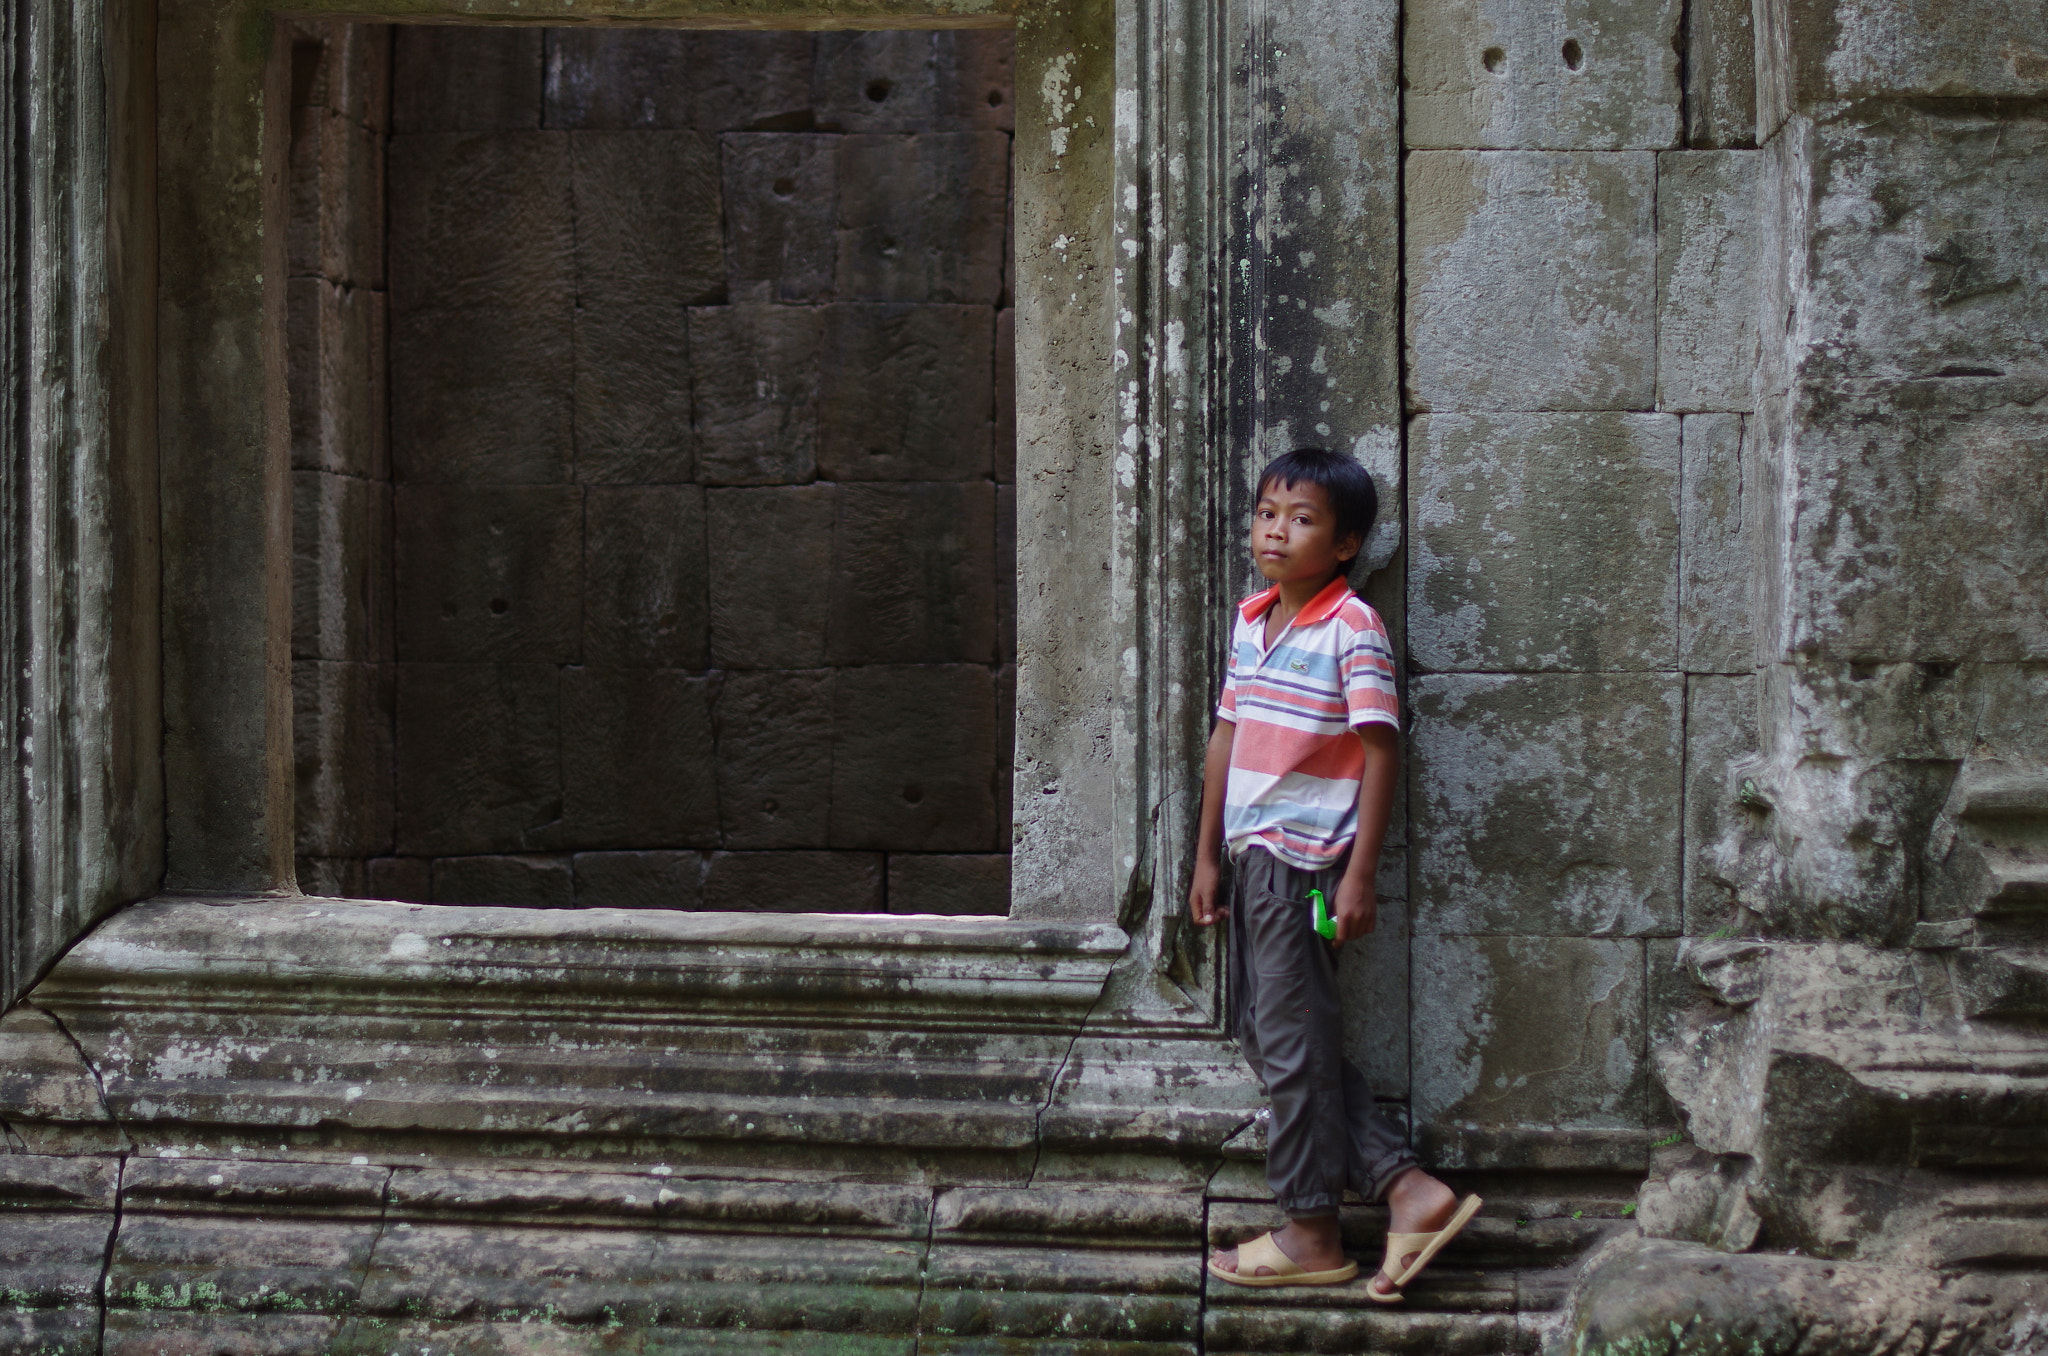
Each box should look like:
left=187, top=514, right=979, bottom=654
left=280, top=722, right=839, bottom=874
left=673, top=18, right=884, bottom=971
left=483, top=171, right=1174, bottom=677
left=286, top=22, right=1017, bottom=915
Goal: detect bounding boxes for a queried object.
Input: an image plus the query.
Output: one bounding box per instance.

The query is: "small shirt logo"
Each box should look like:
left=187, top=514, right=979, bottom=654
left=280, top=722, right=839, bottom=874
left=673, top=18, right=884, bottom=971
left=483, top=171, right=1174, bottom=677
left=1288, top=658, right=1309, bottom=672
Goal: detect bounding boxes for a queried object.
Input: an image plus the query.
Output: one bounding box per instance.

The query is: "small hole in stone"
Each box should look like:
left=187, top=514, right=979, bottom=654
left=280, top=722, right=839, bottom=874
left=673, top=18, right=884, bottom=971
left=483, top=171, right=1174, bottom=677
left=866, top=78, right=892, bottom=102
left=1561, top=38, right=1584, bottom=70
left=762, top=798, right=778, bottom=813
left=901, top=783, right=924, bottom=804
left=1848, top=661, right=1880, bottom=681
left=489, top=598, right=509, bottom=615
left=771, top=176, right=796, bottom=196
left=987, top=88, right=1004, bottom=106
left=867, top=446, right=889, bottom=458
left=1482, top=46, right=1506, bottom=73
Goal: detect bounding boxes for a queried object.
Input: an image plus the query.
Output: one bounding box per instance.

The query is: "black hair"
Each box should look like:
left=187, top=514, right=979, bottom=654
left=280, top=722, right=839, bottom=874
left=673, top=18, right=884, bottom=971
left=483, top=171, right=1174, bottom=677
left=1256, top=447, right=1379, bottom=569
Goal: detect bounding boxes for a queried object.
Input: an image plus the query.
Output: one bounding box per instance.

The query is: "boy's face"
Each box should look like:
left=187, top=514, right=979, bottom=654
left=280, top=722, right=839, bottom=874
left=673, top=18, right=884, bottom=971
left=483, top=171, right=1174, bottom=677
left=1251, top=478, right=1360, bottom=587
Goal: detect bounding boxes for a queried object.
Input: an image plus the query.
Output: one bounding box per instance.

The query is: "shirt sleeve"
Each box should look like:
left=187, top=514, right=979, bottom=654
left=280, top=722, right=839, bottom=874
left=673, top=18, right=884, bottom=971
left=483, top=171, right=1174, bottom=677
left=1216, top=633, right=1239, bottom=724
left=1341, top=613, right=1400, bottom=731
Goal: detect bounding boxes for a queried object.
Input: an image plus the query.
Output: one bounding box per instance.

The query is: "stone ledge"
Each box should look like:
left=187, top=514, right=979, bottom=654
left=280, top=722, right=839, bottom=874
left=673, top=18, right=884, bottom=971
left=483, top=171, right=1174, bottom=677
left=40, top=895, right=1127, bottom=1027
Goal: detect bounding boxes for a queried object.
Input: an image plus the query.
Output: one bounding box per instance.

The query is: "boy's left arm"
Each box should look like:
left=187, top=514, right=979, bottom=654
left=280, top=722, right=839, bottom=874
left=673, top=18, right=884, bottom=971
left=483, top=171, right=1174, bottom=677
left=1332, top=723, right=1400, bottom=944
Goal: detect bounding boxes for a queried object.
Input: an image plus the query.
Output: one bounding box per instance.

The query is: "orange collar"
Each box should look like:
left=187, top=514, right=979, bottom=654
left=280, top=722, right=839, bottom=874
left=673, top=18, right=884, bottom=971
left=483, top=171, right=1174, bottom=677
left=1237, top=575, right=1354, bottom=628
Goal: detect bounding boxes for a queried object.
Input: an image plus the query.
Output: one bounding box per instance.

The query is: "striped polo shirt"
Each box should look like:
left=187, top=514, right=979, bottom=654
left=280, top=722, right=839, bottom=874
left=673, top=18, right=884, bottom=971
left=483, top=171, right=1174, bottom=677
left=1216, top=576, right=1400, bottom=869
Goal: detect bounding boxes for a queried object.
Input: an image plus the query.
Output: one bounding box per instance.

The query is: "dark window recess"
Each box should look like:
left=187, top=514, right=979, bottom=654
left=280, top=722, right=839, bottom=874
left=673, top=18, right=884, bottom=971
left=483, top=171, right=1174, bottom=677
left=286, top=23, right=1018, bottom=917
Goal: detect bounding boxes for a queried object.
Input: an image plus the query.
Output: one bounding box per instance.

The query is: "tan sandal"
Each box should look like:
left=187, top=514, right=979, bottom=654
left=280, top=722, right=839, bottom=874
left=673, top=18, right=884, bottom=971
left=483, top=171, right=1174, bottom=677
left=1206, top=1230, right=1360, bottom=1289
left=1367, top=1194, right=1483, bottom=1304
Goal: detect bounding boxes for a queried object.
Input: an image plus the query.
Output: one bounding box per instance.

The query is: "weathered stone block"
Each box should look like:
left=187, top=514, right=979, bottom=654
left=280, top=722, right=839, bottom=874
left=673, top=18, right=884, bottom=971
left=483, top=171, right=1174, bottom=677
left=1787, top=381, right=2048, bottom=662
left=395, top=664, right=561, bottom=856
left=830, top=483, right=998, bottom=665
left=1411, top=673, right=1683, bottom=935
left=1684, top=0, right=1756, bottom=148
left=387, top=132, right=571, bottom=314
left=1789, top=105, right=2047, bottom=388
left=937, top=30, right=1016, bottom=133
left=394, top=485, right=583, bottom=663
left=560, top=668, right=719, bottom=849
left=831, top=665, right=997, bottom=850
left=573, top=851, right=705, bottom=909
left=706, top=485, right=835, bottom=669
left=1758, top=0, right=2048, bottom=120
left=292, top=659, right=394, bottom=859
left=293, top=19, right=392, bottom=132
left=543, top=28, right=692, bottom=128
left=813, top=31, right=940, bottom=133
left=572, top=305, right=692, bottom=484
left=713, top=670, right=834, bottom=850
left=392, top=26, right=544, bottom=132
left=816, top=304, right=995, bottom=481
left=836, top=133, right=1009, bottom=304
left=1406, top=151, right=1656, bottom=411
left=366, top=855, right=431, bottom=903
left=888, top=853, right=1010, bottom=915
left=287, top=278, right=377, bottom=477
left=1657, top=150, right=1760, bottom=412
left=688, top=32, right=816, bottom=131
left=288, top=112, right=384, bottom=289
left=1679, top=413, right=1754, bottom=672
left=1404, top=0, right=1681, bottom=150
left=810, top=30, right=1012, bottom=132
left=296, top=856, right=365, bottom=899
left=583, top=486, right=708, bottom=669
left=390, top=304, right=573, bottom=485
left=994, top=307, right=1015, bottom=483
left=570, top=131, right=724, bottom=309
left=292, top=469, right=391, bottom=663
left=997, top=483, right=1017, bottom=665
left=432, top=854, right=575, bottom=907
left=1413, top=935, right=1648, bottom=1154
left=701, top=851, right=884, bottom=912
left=721, top=134, right=837, bottom=303
left=1337, top=862, right=1409, bottom=1100
left=689, top=302, right=822, bottom=485
left=1684, top=675, right=1757, bottom=933
left=1410, top=413, right=1680, bottom=672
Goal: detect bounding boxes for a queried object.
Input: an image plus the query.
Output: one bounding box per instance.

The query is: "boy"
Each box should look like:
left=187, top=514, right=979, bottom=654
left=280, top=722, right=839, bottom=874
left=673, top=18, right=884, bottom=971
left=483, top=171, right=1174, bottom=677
left=1192, top=448, right=1480, bottom=1300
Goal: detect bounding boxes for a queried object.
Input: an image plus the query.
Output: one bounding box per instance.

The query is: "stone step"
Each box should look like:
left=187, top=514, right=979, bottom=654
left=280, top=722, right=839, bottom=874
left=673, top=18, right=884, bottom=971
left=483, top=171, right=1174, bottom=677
left=1950, top=946, right=2048, bottom=1023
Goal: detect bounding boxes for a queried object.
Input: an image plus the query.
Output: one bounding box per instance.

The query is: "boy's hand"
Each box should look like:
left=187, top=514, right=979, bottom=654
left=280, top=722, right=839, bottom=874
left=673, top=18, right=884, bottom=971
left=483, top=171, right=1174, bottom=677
left=1189, top=856, right=1227, bottom=926
left=1332, top=871, right=1378, bottom=945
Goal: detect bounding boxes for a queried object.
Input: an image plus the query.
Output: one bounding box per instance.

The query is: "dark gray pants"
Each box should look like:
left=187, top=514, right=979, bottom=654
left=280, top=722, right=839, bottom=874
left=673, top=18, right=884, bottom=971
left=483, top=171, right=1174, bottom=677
left=1229, top=845, right=1416, bottom=1217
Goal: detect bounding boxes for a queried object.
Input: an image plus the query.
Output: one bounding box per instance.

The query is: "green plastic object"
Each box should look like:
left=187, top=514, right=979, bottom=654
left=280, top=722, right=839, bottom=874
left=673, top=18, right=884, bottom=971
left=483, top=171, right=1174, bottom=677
left=1309, top=888, right=1337, bottom=942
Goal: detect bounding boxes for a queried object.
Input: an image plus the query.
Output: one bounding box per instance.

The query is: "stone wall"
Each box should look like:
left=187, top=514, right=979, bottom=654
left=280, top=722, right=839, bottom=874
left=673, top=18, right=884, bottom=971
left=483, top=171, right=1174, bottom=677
left=290, top=26, right=1019, bottom=915
left=1399, top=0, right=1763, bottom=1169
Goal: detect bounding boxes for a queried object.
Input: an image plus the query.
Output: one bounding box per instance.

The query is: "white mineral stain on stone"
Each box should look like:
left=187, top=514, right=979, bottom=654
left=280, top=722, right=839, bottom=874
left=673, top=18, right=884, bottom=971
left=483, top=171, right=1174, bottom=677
left=387, top=932, right=429, bottom=960
left=1042, top=53, right=1077, bottom=159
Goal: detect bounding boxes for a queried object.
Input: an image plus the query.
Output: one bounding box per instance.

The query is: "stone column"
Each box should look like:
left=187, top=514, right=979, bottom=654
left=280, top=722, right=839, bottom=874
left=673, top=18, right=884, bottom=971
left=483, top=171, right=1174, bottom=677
left=1403, top=0, right=1687, bottom=1171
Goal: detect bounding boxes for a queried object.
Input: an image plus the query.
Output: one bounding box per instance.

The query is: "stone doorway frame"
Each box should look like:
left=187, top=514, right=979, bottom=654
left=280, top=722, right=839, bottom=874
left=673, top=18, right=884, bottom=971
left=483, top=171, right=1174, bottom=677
left=0, top=0, right=1364, bottom=1056
left=18, top=0, right=1254, bottom=1029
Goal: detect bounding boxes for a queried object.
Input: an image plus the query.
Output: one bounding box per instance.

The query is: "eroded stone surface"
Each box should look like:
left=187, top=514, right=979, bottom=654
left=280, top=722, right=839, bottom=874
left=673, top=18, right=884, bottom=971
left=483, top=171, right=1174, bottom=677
left=816, top=304, right=994, bottom=481
left=571, top=304, right=692, bottom=484
left=560, top=668, right=720, bottom=848
left=1413, top=934, right=1648, bottom=1155
left=1411, top=673, right=1683, bottom=936
left=1406, top=151, right=1656, bottom=410
left=1410, top=413, right=1679, bottom=672
left=1658, top=150, right=1761, bottom=412
left=1678, top=414, right=1754, bottom=671
left=582, top=485, right=709, bottom=669
left=393, top=486, right=583, bottom=663
left=1404, top=0, right=1681, bottom=150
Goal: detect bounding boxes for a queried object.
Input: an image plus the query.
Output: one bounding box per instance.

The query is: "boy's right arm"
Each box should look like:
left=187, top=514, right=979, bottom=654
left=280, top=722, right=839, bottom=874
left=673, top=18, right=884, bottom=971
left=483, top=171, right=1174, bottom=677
left=1188, top=719, right=1235, bottom=926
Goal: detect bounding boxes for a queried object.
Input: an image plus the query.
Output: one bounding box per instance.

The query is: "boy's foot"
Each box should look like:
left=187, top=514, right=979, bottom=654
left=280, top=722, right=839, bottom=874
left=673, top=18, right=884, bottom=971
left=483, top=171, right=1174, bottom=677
left=1368, top=1169, right=1466, bottom=1300
left=1208, top=1215, right=1347, bottom=1280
